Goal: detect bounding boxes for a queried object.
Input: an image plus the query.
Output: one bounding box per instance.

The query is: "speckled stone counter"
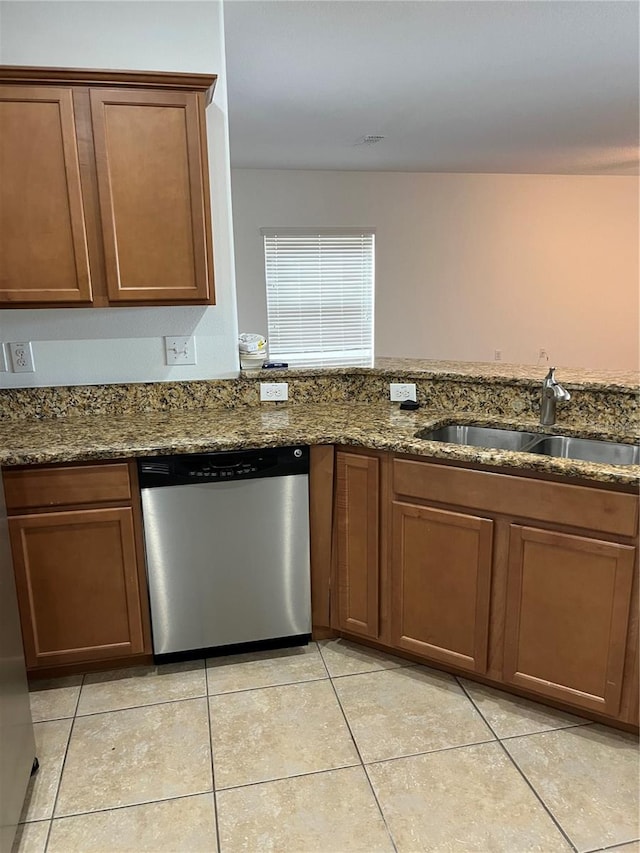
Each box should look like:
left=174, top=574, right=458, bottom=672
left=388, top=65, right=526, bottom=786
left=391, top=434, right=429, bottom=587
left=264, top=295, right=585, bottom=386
left=1, top=360, right=637, bottom=429
left=1, top=403, right=638, bottom=486
left=1, top=361, right=637, bottom=486
left=252, top=358, right=640, bottom=392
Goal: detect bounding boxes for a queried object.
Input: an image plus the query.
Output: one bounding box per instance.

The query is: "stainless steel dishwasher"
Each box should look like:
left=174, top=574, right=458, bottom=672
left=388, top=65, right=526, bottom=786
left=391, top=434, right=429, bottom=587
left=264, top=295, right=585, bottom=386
left=138, top=446, right=311, bottom=657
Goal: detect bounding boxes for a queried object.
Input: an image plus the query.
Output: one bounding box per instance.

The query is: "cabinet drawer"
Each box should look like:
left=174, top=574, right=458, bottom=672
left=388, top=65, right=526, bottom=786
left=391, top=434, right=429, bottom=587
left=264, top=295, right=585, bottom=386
left=4, top=463, right=131, bottom=511
left=393, top=458, right=638, bottom=537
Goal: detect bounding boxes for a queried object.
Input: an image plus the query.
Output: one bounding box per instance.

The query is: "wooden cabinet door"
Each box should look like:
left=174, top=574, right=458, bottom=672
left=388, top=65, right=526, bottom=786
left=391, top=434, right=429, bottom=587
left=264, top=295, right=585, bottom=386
left=504, top=525, right=635, bottom=716
left=335, top=452, right=380, bottom=638
left=90, top=88, right=214, bottom=304
left=9, top=508, right=145, bottom=668
left=0, top=85, right=93, bottom=303
left=391, top=502, right=493, bottom=673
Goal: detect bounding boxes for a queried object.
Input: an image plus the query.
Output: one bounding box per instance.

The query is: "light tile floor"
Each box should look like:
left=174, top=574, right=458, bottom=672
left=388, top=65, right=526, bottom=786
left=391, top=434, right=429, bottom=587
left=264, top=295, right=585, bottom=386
left=12, top=639, right=640, bottom=853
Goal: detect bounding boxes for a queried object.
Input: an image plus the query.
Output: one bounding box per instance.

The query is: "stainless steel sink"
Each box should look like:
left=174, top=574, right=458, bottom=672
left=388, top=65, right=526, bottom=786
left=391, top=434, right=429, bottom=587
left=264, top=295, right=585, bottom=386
left=415, top=425, right=541, bottom=452
left=526, top=436, right=640, bottom=466
left=415, top=424, right=640, bottom=466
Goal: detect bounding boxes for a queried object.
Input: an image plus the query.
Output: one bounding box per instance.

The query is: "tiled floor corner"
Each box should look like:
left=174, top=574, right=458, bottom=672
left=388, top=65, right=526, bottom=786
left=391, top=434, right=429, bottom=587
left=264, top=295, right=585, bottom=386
left=318, top=637, right=409, bottom=676
left=77, top=660, right=207, bottom=715
left=209, top=679, right=359, bottom=788
left=333, top=664, right=495, bottom=762
left=459, top=677, right=591, bottom=739
left=47, top=794, right=217, bottom=853
left=28, top=677, right=82, bottom=723
left=504, top=724, right=640, bottom=852
left=13, top=640, right=640, bottom=853
left=10, top=820, right=50, bottom=853
left=19, top=719, right=72, bottom=823
left=216, top=766, right=394, bottom=852
left=367, top=741, right=573, bottom=852
left=55, top=698, right=212, bottom=816
left=206, top=643, right=327, bottom=694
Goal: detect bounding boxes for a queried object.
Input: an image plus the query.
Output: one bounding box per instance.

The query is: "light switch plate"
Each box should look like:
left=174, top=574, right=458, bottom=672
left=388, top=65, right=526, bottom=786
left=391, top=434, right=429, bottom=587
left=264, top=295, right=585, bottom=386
left=9, top=341, right=35, bottom=372
left=165, top=336, right=197, bottom=365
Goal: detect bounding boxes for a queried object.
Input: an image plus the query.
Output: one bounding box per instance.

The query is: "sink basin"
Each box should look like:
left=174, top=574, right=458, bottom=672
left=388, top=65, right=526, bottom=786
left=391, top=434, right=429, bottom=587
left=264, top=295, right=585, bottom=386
left=415, top=424, right=640, bottom=466
left=526, top=436, right=640, bottom=466
left=415, top=425, right=541, bottom=452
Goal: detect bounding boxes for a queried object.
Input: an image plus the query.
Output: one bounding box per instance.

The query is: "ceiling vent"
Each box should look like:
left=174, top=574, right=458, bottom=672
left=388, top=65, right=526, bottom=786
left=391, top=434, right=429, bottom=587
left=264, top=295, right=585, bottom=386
left=356, top=135, right=385, bottom=145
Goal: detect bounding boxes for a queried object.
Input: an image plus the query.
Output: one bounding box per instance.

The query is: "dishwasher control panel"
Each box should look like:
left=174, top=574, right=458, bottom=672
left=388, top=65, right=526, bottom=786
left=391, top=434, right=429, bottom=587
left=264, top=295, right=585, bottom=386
left=138, top=446, right=309, bottom=488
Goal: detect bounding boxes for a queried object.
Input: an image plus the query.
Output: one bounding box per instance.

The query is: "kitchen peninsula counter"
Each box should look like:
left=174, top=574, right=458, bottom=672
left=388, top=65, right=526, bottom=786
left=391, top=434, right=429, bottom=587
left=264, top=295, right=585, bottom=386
left=1, top=401, right=638, bottom=486
left=3, top=363, right=638, bottom=726
left=1, top=360, right=637, bottom=485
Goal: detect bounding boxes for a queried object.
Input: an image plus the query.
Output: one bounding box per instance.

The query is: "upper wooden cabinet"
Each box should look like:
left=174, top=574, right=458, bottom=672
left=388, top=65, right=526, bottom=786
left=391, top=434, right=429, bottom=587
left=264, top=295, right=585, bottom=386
left=0, top=85, right=93, bottom=303
left=0, top=67, right=216, bottom=307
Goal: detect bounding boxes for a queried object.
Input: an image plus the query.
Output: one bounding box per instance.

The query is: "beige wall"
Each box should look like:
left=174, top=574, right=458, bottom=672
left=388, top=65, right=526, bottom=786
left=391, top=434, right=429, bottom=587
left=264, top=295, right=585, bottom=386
left=232, top=169, right=639, bottom=371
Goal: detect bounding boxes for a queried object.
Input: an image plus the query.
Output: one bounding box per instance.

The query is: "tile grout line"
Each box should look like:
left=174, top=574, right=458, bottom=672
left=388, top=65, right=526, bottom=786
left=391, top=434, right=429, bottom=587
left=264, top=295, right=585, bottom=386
left=329, top=663, right=412, bottom=679
left=455, top=676, right=580, bottom=853
left=589, top=840, right=640, bottom=852
left=213, top=761, right=366, bottom=794
left=42, top=672, right=85, bottom=853
left=325, top=668, right=399, bottom=853
left=315, top=640, right=332, bottom=680
left=61, top=689, right=212, bottom=719
left=34, top=789, right=217, bottom=823
left=207, top=673, right=329, bottom=699
left=498, top=720, right=593, bottom=742
left=204, top=660, right=223, bottom=853
left=360, top=734, right=502, bottom=769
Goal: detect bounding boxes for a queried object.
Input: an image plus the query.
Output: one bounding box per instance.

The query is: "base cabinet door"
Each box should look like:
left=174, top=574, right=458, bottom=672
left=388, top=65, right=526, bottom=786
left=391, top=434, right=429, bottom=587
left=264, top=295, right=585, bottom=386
left=335, top=452, right=380, bottom=638
left=503, top=525, right=635, bottom=716
left=390, top=501, right=493, bottom=673
left=9, top=507, right=146, bottom=668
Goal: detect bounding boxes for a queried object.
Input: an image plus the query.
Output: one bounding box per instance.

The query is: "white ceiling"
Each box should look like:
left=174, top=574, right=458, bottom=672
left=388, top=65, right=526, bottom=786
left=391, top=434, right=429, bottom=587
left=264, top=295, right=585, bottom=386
left=223, top=0, right=639, bottom=174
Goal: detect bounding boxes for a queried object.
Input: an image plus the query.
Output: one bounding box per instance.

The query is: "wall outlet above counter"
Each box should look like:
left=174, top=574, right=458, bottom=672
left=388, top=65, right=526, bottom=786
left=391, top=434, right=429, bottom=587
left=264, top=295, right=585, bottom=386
left=260, top=382, right=289, bottom=401
left=390, top=382, right=416, bottom=401
left=1, top=342, right=36, bottom=373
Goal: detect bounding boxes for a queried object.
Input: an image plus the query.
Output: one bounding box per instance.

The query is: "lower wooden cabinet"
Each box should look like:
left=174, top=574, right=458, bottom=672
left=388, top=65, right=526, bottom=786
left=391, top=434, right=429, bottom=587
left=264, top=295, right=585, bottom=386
left=4, top=462, right=151, bottom=672
left=334, top=451, right=380, bottom=638
left=503, top=525, right=635, bottom=716
left=332, top=448, right=639, bottom=727
left=390, top=501, right=493, bottom=673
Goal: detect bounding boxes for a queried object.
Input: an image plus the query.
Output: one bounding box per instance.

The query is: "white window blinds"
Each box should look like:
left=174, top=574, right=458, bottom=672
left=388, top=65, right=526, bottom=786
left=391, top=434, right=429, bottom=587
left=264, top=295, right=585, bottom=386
left=263, top=229, right=375, bottom=368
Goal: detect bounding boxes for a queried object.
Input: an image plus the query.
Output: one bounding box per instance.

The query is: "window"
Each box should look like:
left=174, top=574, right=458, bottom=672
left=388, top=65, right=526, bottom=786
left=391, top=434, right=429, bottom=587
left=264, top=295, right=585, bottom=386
left=263, top=229, right=375, bottom=368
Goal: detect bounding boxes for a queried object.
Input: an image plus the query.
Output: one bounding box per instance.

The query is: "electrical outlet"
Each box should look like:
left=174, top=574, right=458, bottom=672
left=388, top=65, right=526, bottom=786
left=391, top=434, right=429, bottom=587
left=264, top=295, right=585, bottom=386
left=390, top=382, right=417, bottom=402
left=260, top=382, right=289, bottom=401
left=9, top=341, right=35, bottom=372
left=538, top=348, right=549, bottom=362
left=165, top=336, right=197, bottom=365
left=494, top=349, right=503, bottom=361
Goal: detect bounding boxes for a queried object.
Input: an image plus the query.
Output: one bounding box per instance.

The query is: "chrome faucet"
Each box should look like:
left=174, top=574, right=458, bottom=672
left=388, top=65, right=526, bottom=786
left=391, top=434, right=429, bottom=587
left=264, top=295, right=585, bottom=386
left=540, top=367, right=571, bottom=425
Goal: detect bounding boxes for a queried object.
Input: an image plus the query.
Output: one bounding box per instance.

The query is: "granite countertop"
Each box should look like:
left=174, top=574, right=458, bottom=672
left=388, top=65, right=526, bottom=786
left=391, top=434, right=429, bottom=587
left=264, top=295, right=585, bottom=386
left=1, top=402, right=638, bottom=487
left=241, top=358, right=640, bottom=393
